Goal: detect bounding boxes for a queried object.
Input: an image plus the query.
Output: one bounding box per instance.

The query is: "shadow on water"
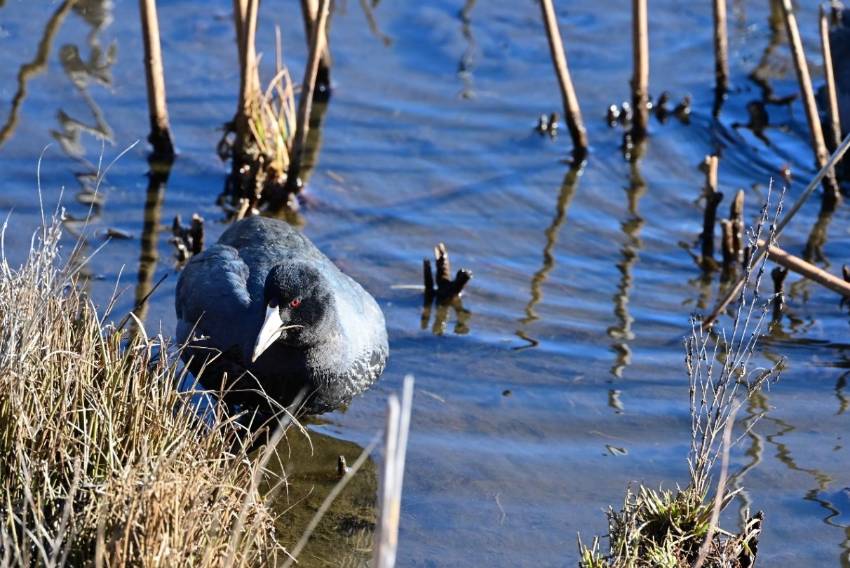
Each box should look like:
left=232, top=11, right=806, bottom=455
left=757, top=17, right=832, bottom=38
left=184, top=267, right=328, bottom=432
left=268, top=429, right=378, bottom=567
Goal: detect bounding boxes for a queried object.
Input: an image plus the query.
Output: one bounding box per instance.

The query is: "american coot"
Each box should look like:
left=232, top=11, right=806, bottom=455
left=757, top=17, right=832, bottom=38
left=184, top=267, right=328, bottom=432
left=175, top=216, right=388, bottom=414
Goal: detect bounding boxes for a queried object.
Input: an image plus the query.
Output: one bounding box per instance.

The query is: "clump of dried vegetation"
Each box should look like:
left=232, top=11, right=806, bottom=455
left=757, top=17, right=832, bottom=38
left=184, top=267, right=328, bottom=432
left=0, top=215, right=285, bottom=566
left=578, top=194, right=783, bottom=568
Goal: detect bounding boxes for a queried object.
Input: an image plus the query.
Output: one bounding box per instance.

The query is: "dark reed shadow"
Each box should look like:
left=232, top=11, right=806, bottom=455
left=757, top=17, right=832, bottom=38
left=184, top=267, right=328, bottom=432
left=514, top=163, right=582, bottom=350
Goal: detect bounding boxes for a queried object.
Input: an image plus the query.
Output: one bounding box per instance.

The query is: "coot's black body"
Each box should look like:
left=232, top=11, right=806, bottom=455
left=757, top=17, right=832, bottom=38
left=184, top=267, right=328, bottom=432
left=175, top=216, right=388, bottom=414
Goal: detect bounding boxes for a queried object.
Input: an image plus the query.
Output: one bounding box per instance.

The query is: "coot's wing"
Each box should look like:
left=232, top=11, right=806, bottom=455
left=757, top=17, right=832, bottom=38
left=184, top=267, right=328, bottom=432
left=175, top=244, right=255, bottom=357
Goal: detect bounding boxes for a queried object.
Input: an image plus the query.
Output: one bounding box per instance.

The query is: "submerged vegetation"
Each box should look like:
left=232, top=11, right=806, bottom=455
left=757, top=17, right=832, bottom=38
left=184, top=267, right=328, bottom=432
left=578, top=196, right=783, bottom=568
left=0, top=216, right=284, bottom=566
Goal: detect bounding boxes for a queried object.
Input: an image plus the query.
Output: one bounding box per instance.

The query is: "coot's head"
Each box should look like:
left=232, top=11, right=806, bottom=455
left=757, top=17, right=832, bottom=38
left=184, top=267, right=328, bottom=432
left=252, top=262, right=333, bottom=362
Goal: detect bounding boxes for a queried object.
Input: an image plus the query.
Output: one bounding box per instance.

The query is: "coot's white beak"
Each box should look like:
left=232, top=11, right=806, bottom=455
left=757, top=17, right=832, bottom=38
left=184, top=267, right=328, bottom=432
left=251, top=304, right=284, bottom=363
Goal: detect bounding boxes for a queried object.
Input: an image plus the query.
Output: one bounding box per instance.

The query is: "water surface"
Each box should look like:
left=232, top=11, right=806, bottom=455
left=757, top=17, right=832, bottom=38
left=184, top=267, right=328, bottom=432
left=2, top=0, right=850, bottom=565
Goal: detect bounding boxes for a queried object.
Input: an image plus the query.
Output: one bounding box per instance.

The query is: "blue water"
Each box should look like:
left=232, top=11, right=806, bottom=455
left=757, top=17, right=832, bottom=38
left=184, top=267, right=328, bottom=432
left=2, top=0, right=850, bottom=565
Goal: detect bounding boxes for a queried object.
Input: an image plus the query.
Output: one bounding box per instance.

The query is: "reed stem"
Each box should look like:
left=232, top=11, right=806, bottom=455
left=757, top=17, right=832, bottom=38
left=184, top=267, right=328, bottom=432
left=300, top=0, right=333, bottom=99
left=286, top=0, right=331, bottom=193
left=539, top=0, right=588, bottom=160
left=820, top=5, right=842, bottom=150
left=139, top=0, right=174, bottom=158
left=631, top=0, right=649, bottom=138
left=780, top=0, right=839, bottom=211
left=712, top=0, right=729, bottom=115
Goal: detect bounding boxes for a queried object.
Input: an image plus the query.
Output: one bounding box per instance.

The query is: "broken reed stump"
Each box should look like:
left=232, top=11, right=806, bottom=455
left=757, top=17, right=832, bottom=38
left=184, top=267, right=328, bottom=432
left=631, top=0, right=649, bottom=138
left=712, top=0, right=729, bottom=115
left=780, top=0, right=840, bottom=212
left=720, top=219, right=735, bottom=271
left=539, top=0, right=588, bottom=161
left=171, top=214, right=205, bottom=262
left=300, top=0, right=333, bottom=100
left=702, top=132, right=850, bottom=329
left=729, top=188, right=744, bottom=259
left=139, top=0, right=174, bottom=159
left=285, top=0, right=331, bottom=195
left=423, top=243, right=471, bottom=303
left=701, top=155, right=723, bottom=270
left=820, top=5, right=842, bottom=151
left=771, top=266, right=788, bottom=320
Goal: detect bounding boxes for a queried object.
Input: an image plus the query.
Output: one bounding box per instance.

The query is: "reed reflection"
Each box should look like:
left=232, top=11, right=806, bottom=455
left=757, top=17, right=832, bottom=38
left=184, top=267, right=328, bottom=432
left=132, top=157, right=173, bottom=324
left=608, top=140, right=646, bottom=379
left=0, top=0, right=77, bottom=147
left=458, top=0, right=477, bottom=100
left=514, top=164, right=582, bottom=350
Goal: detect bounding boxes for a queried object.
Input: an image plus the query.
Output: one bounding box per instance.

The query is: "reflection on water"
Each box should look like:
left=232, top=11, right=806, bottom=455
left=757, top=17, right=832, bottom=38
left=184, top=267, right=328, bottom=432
left=515, top=164, right=581, bottom=350
left=457, top=0, right=476, bottom=100
left=608, top=144, right=646, bottom=379
left=133, top=157, right=172, bottom=324
left=3, top=0, right=850, bottom=564
left=804, top=208, right=835, bottom=266
left=269, top=429, right=377, bottom=567
left=421, top=295, right=471, bottom=336
left=0, top=0, right=77, bottom=147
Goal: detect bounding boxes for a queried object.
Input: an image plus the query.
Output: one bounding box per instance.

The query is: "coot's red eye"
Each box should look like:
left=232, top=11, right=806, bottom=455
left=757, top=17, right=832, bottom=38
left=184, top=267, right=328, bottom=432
left=289, top=298, right=301, bottom=308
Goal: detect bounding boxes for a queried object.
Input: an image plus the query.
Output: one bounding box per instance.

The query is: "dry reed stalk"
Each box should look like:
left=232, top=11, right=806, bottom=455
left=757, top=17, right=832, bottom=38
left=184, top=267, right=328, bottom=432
left=701, top=155, right=722, bottom=268
left=631, top=0, right=649, bottom=137
left=286, top=0, right=331, bottom=193
left=703, top=132, right=850, bottom=328
left=759, top=239, right=850, bottom=297
left=712, top=0, right=729, bottom=114
left=374, top=375, right=414, bottom=568
left=820, top=5, right=842, bottom=149
left=780, top=0, right=840, bottom=211
left=539, top=0, right=588, bottom=159
left=300, top=0, right=333, bottom=98
left=139, top=0, right=174, bottom=158
left=729, top=189, right=744, bottom=260
left=238, top=0, right=260, bottom=121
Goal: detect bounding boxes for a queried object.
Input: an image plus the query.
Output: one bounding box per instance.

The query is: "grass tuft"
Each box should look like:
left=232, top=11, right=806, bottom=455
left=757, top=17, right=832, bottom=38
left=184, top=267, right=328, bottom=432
left=0, top=215, right=284, bottom=566
left=579, top=189, right=783, bottom=568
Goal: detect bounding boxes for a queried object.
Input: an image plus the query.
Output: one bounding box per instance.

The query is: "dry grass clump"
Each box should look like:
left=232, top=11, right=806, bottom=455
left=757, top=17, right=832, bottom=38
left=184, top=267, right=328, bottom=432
left=578, top=486, right=762, bottom=568
left=579, top=194, right=783, bottom=568
left=0, top=217, right=284, bottom=566
left=219, top=49, right=298, bottom=213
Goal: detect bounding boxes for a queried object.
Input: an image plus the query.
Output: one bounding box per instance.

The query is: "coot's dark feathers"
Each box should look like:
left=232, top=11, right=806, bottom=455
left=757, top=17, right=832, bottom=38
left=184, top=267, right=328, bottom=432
left=175, top=216, right=388, bottom=414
